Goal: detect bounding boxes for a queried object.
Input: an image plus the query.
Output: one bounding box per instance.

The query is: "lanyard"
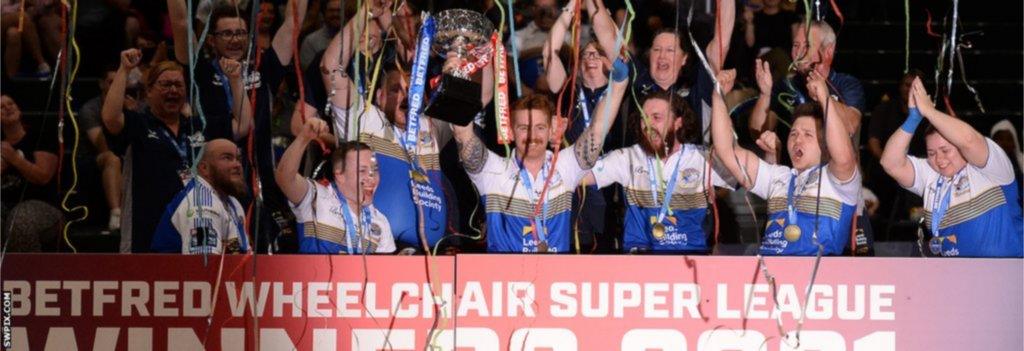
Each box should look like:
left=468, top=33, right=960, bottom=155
left=210, top=60, right=235, bottom=113
left=219, top=194, right=248, bottom=253
left=930, top=170, right=963, bottom=237
left=332, top=183, right=370, bottom=254
left=786, top=165, right=821, bottom=227
left=157, top=126, right=189, bottom=164
left=400, top=14, right=435, bottom=171
left=518, top=153, right=551, bottom=245
left=646, top=146, right=686, bottom=223
left=577, top=86, right=607, bottom=129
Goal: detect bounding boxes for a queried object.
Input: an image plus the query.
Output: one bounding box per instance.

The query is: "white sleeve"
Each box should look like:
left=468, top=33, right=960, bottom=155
left=556, top=146, right=587, bottom=189
left=466, top=149, right=508, bottom=192
left=329, top=103, right=351, bottom=140
left=906, top=156, right=936, bottom=196
left=374, top=211, right=396, bottom=253
left=289, top=179, right=318, bottom=223
left=704, top=150, right=737, bottom=190
left=827, top=167, right=862, bottom=206
left=592, top=148, right=629, bottom=188
left=748, top=159, right=788, bottom=199
left=976, top=138, right=1016, bottom=185
left=169, top=201, right=193, bottom=254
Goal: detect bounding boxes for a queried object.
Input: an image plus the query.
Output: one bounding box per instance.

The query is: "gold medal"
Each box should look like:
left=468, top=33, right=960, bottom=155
left=410, top=170, right=429, bottom=183
left=537, top=241, right=549, bottom=253
left=784, top=224, right=802, bottom=242
left=652, top=223, right=666, bottom=240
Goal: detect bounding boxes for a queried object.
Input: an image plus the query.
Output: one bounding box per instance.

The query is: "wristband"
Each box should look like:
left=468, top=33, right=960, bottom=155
left=900, top=107, right=923, bottom=133
left=611, top=58, right=628, bottom=82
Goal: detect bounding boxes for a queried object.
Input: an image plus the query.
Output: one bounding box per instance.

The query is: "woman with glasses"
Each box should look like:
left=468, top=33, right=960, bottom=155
left=102, top=50, right=207, bottom=253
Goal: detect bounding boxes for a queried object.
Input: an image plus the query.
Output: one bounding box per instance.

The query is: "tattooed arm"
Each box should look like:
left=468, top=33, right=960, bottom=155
left=453, top=123, right=489, bottom=174
left=573, top=59, right=629, bottom=169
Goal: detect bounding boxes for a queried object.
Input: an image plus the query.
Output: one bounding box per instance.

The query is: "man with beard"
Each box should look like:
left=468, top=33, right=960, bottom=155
left=453, top=57, right=630, bottom=253
left=151, top=139, right=250, bottom=254
left=313, top=1, right=453, bottom=252
left=880, top=78, right=1022, bottom=257
left=102, top=50, right=206, bottom=253
left=624, top=0, right=735, bottom=141
left=276, top=118, right=395, bottom=254
left=581, top=91, right=734, bottom=253
left=711, top=69, right=861, bottom=256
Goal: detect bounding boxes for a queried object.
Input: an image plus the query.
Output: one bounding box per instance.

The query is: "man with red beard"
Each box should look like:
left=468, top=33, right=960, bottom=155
left=276, top=118, right=395, bottom=254
left=151, top=139, right=251, bottom=254
left=102, top=50, right=205, bottom=253
left=711, top=69, right=861, bottom=256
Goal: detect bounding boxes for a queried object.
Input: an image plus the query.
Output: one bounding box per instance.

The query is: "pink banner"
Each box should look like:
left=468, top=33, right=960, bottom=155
left=1, top=254, right=1021, bottom=350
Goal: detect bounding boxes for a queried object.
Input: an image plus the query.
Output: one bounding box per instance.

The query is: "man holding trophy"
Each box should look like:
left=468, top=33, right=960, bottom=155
left=442, top=7, right=632, bottom=253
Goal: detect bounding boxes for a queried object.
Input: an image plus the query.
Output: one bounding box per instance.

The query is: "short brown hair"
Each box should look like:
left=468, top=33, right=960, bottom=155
left=791, top=102, right=829, bottom=164
left=330, top=141, right=374, bottom=174
left=511, top=93, right=555, bottom=118
left=145, top=60, right=185, bottom=88
left=633, top=91, right=700, bottom=145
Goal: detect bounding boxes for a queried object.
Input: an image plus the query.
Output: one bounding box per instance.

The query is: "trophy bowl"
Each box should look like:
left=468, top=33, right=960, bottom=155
left=432, top=9, right=495, bottom=57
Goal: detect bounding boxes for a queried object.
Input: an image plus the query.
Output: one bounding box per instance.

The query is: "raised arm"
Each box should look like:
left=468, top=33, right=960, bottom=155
left=748, top=58, right=776, bottom=135
left=272, top=0, right=310, bottom=64
left=542, top=0, right=574, bottom=92
left=879, top=100, right=920, bottom=188
left=585, top=0, right=621, bottom=61
left=573, top=59, right=629, bottom=169
left=220, top=57, right=252, bottom=141
left=711, top=69, right=761, bottom=188
left=276, top=118, right=327, bottom=204
left=167, top=0, right=191, bottom=63
left=102, top=49, right=141, bottom=135
left=705, top=0, right=736, bottom=72
left=321, top=9, right=359, bottom=110
left=810, top=72, right=857, bottom=181
left=911, top=77, right=989, bottom=166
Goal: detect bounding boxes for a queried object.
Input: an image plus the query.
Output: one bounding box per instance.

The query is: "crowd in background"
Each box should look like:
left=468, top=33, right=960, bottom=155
left=0, top=0, right=1021, bottom=255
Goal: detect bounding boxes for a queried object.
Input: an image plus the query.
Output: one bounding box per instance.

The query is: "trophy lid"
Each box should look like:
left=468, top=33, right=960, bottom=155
left=432, top=9, right=495, bottom=56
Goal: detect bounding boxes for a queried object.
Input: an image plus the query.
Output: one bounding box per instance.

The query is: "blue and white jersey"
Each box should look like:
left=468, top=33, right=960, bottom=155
left=469, top=148, right=587, bottom=253
left=593, top=144, right=732, bottom=252
left=152, top=177, right=249, bottom=254
left=906, top=138, right=1023, bottom=257
left=332, top=104, right=451, bottom=248
left=289, top=179, right=396, bottom=254
left=750, top=161, right=861, bottom=255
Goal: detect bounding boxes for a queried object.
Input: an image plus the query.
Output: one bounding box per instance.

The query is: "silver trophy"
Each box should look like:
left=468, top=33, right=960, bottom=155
left=424, top=9, right=495, bottom=125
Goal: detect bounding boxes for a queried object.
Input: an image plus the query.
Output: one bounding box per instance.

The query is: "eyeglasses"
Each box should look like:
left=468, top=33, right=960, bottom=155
left=581, top=51, right=602, bottom=59
left=214, top=30, right=249, bottom=40
left=154, top=80, right=185, bottom=90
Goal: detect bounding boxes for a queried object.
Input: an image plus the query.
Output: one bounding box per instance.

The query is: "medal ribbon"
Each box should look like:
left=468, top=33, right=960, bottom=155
left=401, top=14, right=435, bottom=172
left=157, top=126, right=190, bottom=172
left=493, top=32, right=512, bottom=145
left=646, top=146, right=686, bottom=224
left=930, top=170, right=962, bottom=237
left=220, top=194, right=249, bottom=253
left=786, top=165, right=822, bottom=228
left=332, top=183, right=370, bottom=254
left=519, top=153, right=551, bottom=249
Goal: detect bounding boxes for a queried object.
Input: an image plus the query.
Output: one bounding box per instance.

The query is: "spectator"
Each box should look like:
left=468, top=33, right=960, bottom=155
left=276, top=118, right=395, bottom=254
left=1, top=0, right=51, bottom=77
left=743, top=0, right=799, bottom=54
left=256, top=1, right=280, bottom=51
left=299, top=0, right=342, bottom=70
left=880, top=77, right=1022, bottom=257
left=0, top=94, right=61, bottom=252
left=990, top=119, right=1024, bottom=206
left=542, top=0, right=623, bottom=252
left=77, top=67, right=129, bottom=232
left=102, top=50, right=205, bottom=253
left=151, top=139, right=251, bottom=254
left=624, top=0, right=735, bottom=140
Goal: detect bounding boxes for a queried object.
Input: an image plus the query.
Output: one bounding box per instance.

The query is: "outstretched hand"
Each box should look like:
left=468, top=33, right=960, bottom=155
left=754, top=58, right=772, bottom=95
left=909, top=77, right=935, bottom=115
